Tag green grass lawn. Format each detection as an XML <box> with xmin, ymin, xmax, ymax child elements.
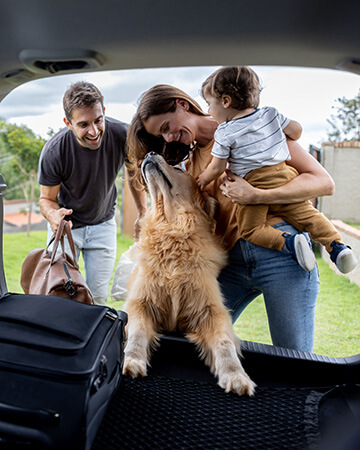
<box><xmin>3</xmin><ymin>230</ymin><xmax>360</xmax><ymax>357</ymax></box>
<box><xmin>346</xmin><ymin>222</ymin><xmax>360</xmax><ymax>231</ymax></box>
<box><xmin>3</xmin><ymin>230</ymin><xmax>134</xmax><ymax>294</ymax></box>
<box><xmin>232</xmin><ymin>254</ymin><xmax>360</xmax><ymax>357</ymax></box>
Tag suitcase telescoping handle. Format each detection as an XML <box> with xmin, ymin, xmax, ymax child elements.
<box><xmin>0</xmin><ymin>401</ymin><xmax>61</xmax><ymax>426</ymax></box>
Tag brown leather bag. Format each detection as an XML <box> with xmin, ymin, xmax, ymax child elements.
<box><xmin>21</xmin><ymin>219</ymin><xmax>94</xmax><ymax>305</ymax></box>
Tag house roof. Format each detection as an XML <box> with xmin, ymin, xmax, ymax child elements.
<box><xmin>4</xmin><ymin>212</ymin><xmax>45</xmax><ymax>226</ymax></box>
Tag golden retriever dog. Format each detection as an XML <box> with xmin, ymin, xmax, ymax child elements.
<box><xmin>122</xmin><ymin>152</ymin><xmax>255</xmax><ymax>396</ymax></box>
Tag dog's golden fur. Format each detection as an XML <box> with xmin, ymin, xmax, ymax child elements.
<box><xmin>123</xmin><ymin>153</ymin><xmax>255</xmax><ymax>395</ymax></box>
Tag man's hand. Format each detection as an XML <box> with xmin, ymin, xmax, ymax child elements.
<box><xmin>48</xmin><ymin>208</ymin><xmax>73</xmax><ymax>234</ymax></box>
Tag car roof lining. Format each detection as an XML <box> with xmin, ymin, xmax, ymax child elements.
<box><xmin>0</xmin><ymin>0</ymin><xmax>359</xmax><ymax>101</ymax></box>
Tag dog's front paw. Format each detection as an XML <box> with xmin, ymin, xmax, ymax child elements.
<box><xmin>123</xmin><ymin>356</ymin><xmax>147</xmax><ymax>378</ymax></box>
<box><xmin>219</xmin><ymin>372</ymin><xmax>256</xmax><ymax>396</ymax></box>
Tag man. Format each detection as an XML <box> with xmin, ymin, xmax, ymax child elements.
<box><xmin>38</xmin><ymin>81</ymin><xmax>146</xmax><ymax>305</ymax></box>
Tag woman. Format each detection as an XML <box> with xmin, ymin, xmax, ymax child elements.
<box><xmin>127</xmin><ymin>84</ymin><xmax>335</xmax><ymax>352</ymax></box>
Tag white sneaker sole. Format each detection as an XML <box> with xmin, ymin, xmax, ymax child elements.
<box><xmin>336</xmin><ymin>248</ymin><xmax>358</xmax><ymax>274</ymax></box>
<box><xmin>294</xmin><ymin>234</ymin><xmax>316</xmax><ymax>271</ymax></box>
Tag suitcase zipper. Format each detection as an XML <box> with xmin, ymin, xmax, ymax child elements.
<box><xmin>0</xmin><ymin>401</ymin><xmax>61</xmax><ymax>426</ymax></box>
<box><xmin>105</xmin><ymin>310</ymin><xmax>117</xmax><ymax>321</ymax></box>
<box><xmin>91</xmin><ymin>355</ymin><xmax>108</xmax><ymax>394</ymax></box>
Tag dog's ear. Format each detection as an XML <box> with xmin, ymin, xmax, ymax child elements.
<box><xmin>201</xmin><ymin>191</ymin><xmax>219</xmax><ymax>221</ymax></box>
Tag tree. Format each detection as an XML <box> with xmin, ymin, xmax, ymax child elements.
<box><xmin>327</xmin><ymin>89</ymin><xmax>360</xmax><ymax>142</ymax></box>
<box><xmin>0</xmin><ymin>122</ymin><xmax>18</xmax><ymax>198</ymax></box>
<box><xmin>0</xmin><ymin>120</ymin><xmax>46</xmax><ymax>236</ymax></box>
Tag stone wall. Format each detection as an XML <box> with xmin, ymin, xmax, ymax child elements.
<box><xmin>318</xmin><ymin>142</ymin><xmax>360</xmax><ymax>223</ymax></box>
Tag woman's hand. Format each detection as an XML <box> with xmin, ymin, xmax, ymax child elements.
<box><xmin>220</xmin><ymin>170</ymin><xmax>260</xmax><ymax>204</ymax></box>
<box><xmin>220</xmin><ymin>141</ymin><xmax>335</xmax><ymax>206</ymax></box>
<box><xmin>133</xmin><ymin>216</ymin><xmax>142</xmax><ymax>242</ymax></box>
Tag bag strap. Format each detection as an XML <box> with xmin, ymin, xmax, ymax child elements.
<box><xmin>49</xmin><ymin>219</ymin><xmax>79</xmax><ymax>269</ymax></box>
<box><xmin>63</xmin><ymin>221</ymin><xmax>78</xmax><ymax>268</ymax></box>
<box><xmin>48</xmin><ymin>219</ymin><xmax>66</xmax><ymax>262</ymax></box>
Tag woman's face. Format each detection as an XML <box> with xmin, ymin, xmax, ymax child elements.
<box><xmin>143</xmin><ymin>99</ymin><xmax>197</xmax><ymax>146</ymax></box>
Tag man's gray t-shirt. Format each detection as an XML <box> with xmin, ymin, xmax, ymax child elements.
<box><xmin>38</xmin><ymin>117</ymin><xmax>127</xmax><ymax>229</ymax></box>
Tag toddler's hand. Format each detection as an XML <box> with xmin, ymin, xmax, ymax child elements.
<box><xmin>196</xmin><ymin>175</ymin><xmax>207</xmax><ymax>191</ymax></box>
<box><xmin>225</xmin><ymin>169</ymin><xmax>236</xmax><ymax>182</ymax></box>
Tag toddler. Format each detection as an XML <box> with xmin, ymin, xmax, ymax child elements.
<box><xmin>197</xmin><ymin>66</ymin><xmax>357</xmax><ymax>273</ymax></box>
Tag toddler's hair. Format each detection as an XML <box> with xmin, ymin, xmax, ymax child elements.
<box><xmin>202</xmin><ymin>66</ymin><xmax>261</xmax><ymax>110</ymax></box>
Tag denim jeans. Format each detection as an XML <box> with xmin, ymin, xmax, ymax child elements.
<box><xmin>218</xmin><ymin>222</ymin><xmax>319</xmax><ymax>352</ymax></box>
<box><xmin>47</xmin><ymin>217</ymin><xmax>117</xmax><ymax>305</ymax></box>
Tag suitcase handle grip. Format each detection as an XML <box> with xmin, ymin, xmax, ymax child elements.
<box><xmin>0</xmin><ymin>401</ymin><xmax>61</xmax><ymax>426</ymax></box>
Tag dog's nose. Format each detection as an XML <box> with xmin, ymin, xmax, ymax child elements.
<box><xmin>145</xmin><ymin>151</ymin><xmax>157</xmax><ymax>160</ymax></box>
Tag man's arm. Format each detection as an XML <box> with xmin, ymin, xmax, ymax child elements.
<box><xmin>39</xmin><ymin>184</ymin><xmax>73</xmax><ymax>233</ymax></box>
<box><xmin>125</xmin><ymin>168</ymin><xmax>147</xmax><ymax>241</ymax></box>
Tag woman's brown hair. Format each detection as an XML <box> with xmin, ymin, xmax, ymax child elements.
<box><xmin>126</xmin><ymin>84</ymin><xmax>207</xmax><ymax>185</ymax></box>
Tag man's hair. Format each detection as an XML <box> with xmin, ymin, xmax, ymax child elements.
<box><xmin>63</xmin><ymin>81</ymin><xmax>104</xmax><ymax>121</ymax></box>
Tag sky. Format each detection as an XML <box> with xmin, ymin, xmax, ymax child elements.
<box><xmin>0</xmin><ymin>65</ymin><xmax>359</xmax><ymax>151</ymax></box>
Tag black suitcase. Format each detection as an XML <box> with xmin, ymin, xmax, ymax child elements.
<box><xmin>0</xmin><ymin>176</ymin><xmax>127</xmax><ymax>449</ymax></box>
<box><xmin>0</xmin><ymin>293</ymin><xmax>127</xmax><ymax>450</ymax></box>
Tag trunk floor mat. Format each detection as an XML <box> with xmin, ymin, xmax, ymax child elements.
<box><xmin>92</xmin><ymin>375</ymin><xmax>334</xmax><ymax>449</ymax></box>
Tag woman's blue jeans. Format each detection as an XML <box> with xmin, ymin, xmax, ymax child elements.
<box><xmin>47</xmin><ymin>217</ymin><xmax>117</xmax><ymax>305</ymax></box>
<box><xmin>218</xmin><ymin>222</ymin><xmax>320</xmax><ymax>352</ymax></box>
